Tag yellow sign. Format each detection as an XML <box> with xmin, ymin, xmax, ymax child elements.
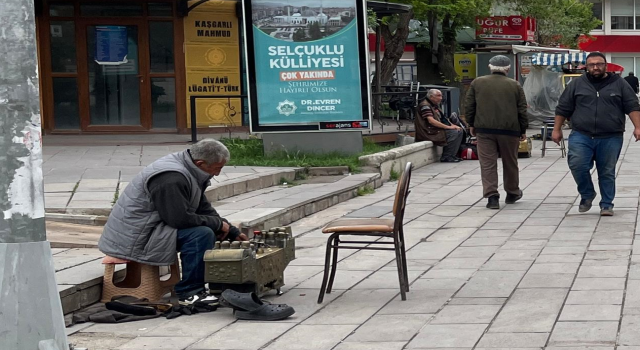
<box><xmin>184</xmin><ymin>0</ymin><xmax>242</xmax><ymax>127</ymax></box>
<box><xmin>454</xmin><ymin>54</ymin><xmax>477</xmax><ymax>84</ymax></box>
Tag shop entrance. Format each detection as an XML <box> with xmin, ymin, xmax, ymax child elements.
<box><xmin>40</xmin><ymin>1</ymin><xmax>182</xmax><ymax>133</ymax></box>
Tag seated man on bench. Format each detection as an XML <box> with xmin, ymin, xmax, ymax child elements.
<box><xmin>98</xmin><ymin>139</ymin><xmax>247</xmax><ymax>307</ymax></box>
<box><xmin>414</xmin><ymin>89</ymin><xmax>465</xmax><ymax>162</ymax></box>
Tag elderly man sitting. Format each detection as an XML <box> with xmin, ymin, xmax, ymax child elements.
<box><xmin>414</xmin><ymin>89</ymin><xmax>465</xmax><ymax>162</ymax></box>
<box><xmin>99</xmin><ymin>139</ymin><xmax>247</xmax><ymax>307</ymax></box>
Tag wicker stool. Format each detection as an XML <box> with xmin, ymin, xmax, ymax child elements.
<box><xmin>101</xmin><ymin>256</ymin><xmax>181</xmax><ymax>303</ymax></box>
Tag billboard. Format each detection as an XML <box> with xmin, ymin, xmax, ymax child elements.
<box><xmin>476</xmin><ymin>16</ymin><xmax>536</xmax><ymax>42</ymax></box>
<box><xmin>184</xmin><ymin>0</ymin><xmax>243</xmax><ymax>127</ymax></box>
<box><xmin>243</xmin><ymin>0</ymin><xmax>371</xmax><ymax>132</ymax></box>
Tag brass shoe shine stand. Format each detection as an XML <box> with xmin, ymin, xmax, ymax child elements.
<box><xmin>204</xmin><ymin>226</ymin><xmax>295</xmax><ymax>296</ymax></box>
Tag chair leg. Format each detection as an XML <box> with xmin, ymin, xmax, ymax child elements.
<box><xmin>542</xmin><ymin>125</ymin><xmax>548</xmax><ymax>158</ymax></box>
<box><xmin>399</xmin><ymin>228</ymin><xmax>409</xmax><ymax>292</ymax></box>
<box><xmin>317</xmin><ymin>233</ymin><xmax>337</xmax><ymax>304</ymax></box>
<box><xmin>393</xmin><ymin>235</ymin><xmax>407</xmax><ymax>301</ymax></box>
<box><xmin>326</xmin><ymin>235</ymin><xmax>341</xmax><ymax>294</ymax></box>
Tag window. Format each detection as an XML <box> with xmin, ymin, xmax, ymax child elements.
<box><xmin>611</xmin><ymin>0</ymin><xmax>635</xmax><ymax>29</ymax></box>
<box><xmin>589</xmin><ymin>0</ymin><xmax>603</xmax><ymax>30</ymax></box>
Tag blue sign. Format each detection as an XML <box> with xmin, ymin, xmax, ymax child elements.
<box><xmin>95</xmin><ymin>26</ymin><xmax>128</xmax><ymax>64</ymax></box>
<box><xmin>248</xmin><ymin>0</ymin><xmax>369</xmax><ymax>127</ymax></box>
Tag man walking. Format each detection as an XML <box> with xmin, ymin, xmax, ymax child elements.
<box><xmin>553</xmin><ymin>52</ymin><xmax>640</xmax><ymax>216</ymax></box>
<box><xmin>415</xmin><ymin>89</ymin><xmax>464</xmax><ymax>162</ymax></box>
<box><xmin>624</xmin><ymin>72</ymin><xmax>639</xmax><ymax>94</ymax></box>
<box><xmin>465</xmin><ymin>55</ymin><xmax>528</xmax><ymax>209</ymax></box>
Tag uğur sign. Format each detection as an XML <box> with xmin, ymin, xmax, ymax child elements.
<box><xmin>476</xmin><ymin>16</ymin><xmax>536</xmax><ymax>41</ymax></box>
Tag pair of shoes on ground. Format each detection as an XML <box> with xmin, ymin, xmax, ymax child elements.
<box><xmin>440</xmin><ymin>156</ymin><xmax>462</xmax><ymax>163</ymax></box>
<box><xmin>486</xmin><ymin>190</ymin><xmax>523</xmax><ymax>209</ymax></box>
<box><xmin>179</xmin><ymin>290</ymin><xmax>220</xmax><ymax>310</ymax></box>
<box><xmin>579</xmin><ymin>198</ymin><xmax>614</xmax><ymax>216</ymax></box>
<box><xmin>220</xmin><ymin>289</ymin><xmax>295</xmax><ymax>321</ymax></box>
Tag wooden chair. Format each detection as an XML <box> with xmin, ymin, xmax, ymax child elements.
<box><xmin>101</xmin><ymin>256</ymin><xmax>180</xmax><ymax>303</ymax></box>
<box><xmin>317</xmin><ymin>162</ymin><xmax>412</xmax><ymax>303</ymax></box>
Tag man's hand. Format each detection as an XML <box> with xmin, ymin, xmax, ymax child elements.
<box><xmin>635</xmin><ymin>127</ymin><xmax>640</xmax><ymax>142</ymax></box>
<box><xmin>551</xmin><ymin>129</ymin><xmax>563</xmax><ymax>145</ymax></box>
<box><xmin>217</xmin><ymin>221</ymin><xmax>230</xmax><ymax>240</ymax></box>
<box><xmin>450</xmin><ymin>125</ymin><xmax>462</xmax><ymax>131</ymax></box>
<box><xmin>469</xmin><ymin>127</ymin><xmax>476</xmax><ymax>136</ymax></box>
<box><xmin>520</xmin><ymin>134</ymin><xmax>527</xmax><ymax>141</ymax></box>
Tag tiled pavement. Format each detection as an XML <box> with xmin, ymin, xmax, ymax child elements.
<box><xmin>68</xmin><ymin>125</ymin><xmax>640</xmax><ymax>350</ymax></box>
<box><xmin>42</xmin><ymin>144</ymin><xmax>298</xmax><ymax>214</ymax></box>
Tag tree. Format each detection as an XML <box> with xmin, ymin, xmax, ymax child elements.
<box><xmin>511</xmin><ymin>0</ymin><xmax>601</xmax><ymax>47</ymax></box>
<box><xmin>373</xmin><ymin>0</ymin><xmax>492</xmax><ymax>87</ymax></box>
<box><xmin>308</xmin><ymin>22</ymin><xmax>323</xmax><ymax>40</ymax></box>
<box><xmin>376</xmin><ymin>9</ymin><xmax>414</xmax><ymax>87</ymax></box>
<box><xmin>293</xmin><ymin>28</ymin><xmax>307</xmax><ymax>42</ymax></box>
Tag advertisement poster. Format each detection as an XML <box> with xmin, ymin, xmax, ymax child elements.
<box><xmin>184</xmin><ymin>0</ymin><xmax>242</xmax><ymax>127</ymax></box>
<box><xmin>454</xmin><ymin>54</ymin><xmax>477</xmax><ymax>84</ymax></box>
<box><xmin>247</xmin><ymin>0</ymin><xmax>369</xmax><ymax>129</ymax></box>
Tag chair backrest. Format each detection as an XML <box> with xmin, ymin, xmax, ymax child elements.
<box><xmin>392</xmin><ymin>162</ymin><xmax>413</xmax><ymax>219</ymax></box>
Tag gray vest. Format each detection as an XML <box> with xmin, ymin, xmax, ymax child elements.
<box><xmin>98</xmin><ymin>150</ymin><xmax>212</xmax><ymax>265</ymax></box>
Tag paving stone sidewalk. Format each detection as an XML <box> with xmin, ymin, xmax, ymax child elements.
<box><xmin>68</xmin><ymin>125</ymin><xmax>640</xmax><ymax>350</ymax></box>
<box><xmin>42</xmin><ymin>144</ymin><xmax>297</xmax><ymax>215</ymax></box>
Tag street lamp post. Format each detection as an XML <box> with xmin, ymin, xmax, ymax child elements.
<box><xmin>0</xmin><ymin>0</ymin><xmax>69</xmax><ymax>349</ymax></box>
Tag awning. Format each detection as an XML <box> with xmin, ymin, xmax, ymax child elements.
<box><xmin>531</xmin><ymin>52</ymin><xmax>589</xmax><ymax>66</ymax></box>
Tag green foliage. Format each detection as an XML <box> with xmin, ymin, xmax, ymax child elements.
<box><xmin>308</xmin><ymin>22</ymin><xmax>322</xmax><ymax>40</ymax></box>
<box><xmin>357</xmin><ymin>185</ymin><xmax>376</xmax><ymax>196</ymax></box>
<box><xmin>389</xmin><ymin>166</ymin><xmax>400</xmax><ymax>181</ymax></box>
<box><xmin>293</xmin><ymin>28</ymin><xmax>307</xmax><ymax>41</ymax></box>
<box><xmin>511</xmin><ymin>0</ymin><xmax>601</xmax><ymax>47</ymax></box>
<box><xmin>112</xmin><ymin>188</ymin><xmax>120</xmax><ymax>205</ymax></box>
<box><xmin>367</xmin><ymin>8</ymin><xmax>378</xmax><ymax>29</ymax></box>
<box><xmin>221</xmin><ymin>138</ymin><xmax>392</xmax><ymax>173</ymax></box>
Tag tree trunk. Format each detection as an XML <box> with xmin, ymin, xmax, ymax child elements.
<box><xmin>374</xmin><ymin>9</ymin><xmax>414</xmax><ymax>86</ymax></box>
<box><xmin>437</xmin><ymin>18</ymin><xmax>461</xmax><ymax>89</ymax></box>
<box><xmin>415</xmin><ymin>45</ymin><xmax>442</xmax><ymax>84</ymax></box>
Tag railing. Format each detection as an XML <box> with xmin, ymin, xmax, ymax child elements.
<box><xmin>189</xmin><ymin>95</ymin><xmax>248</xmax><ymax>143</ymax></box>
<box><xmin>372</xmin><ymin>85</ymin><xmax>429</xmax><ymax>133</ymax></box>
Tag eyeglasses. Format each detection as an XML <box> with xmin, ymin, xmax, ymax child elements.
<box><xmin>586</xmin><ymin>63</ymin><xmax>606</xmax><ymax>69</ymax></box>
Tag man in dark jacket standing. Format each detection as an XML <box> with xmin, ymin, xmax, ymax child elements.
<box><xmin>553</xmin><ymin>52</ymin><xmax>640</xmax><ymax>216</ymax></box>
<box><xmin>99</xmin><ymin>139</ymin><xmax>246</xmax><ymax>307</ymax></box>
<box><xmin>625</xmin><ymin>72</ymin><xmax>639</xmax><ymax>94</ymax></box>
<box><xmin>465</xmin><ymin>55</ymin><xmax>528</xmax><ymax>209</ymax></box>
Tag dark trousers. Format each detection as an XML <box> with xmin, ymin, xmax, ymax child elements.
<box><xmin>477</xmin><ymin>133</ymin><xmax>521</xmax><ymax>198</ymax></box>
<box><xmin>174</xmin><ymin>226</ymin><xmax>215</xmax><ymax>298</ymax></box>
<box><xmin>441</xmin><ymin>129</ymin><xmax>464</xmax><ymax>159</ymax></box>
<box><xmin>567</xmin><ymin>131</ymin><xmax>623</xmax><ymax>209</ymax></box>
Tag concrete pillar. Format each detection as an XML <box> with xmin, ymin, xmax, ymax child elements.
<box><xmin>0</xmin><ymin>0</ymin><xmax>69</xmax><ymax>349</ymax></box>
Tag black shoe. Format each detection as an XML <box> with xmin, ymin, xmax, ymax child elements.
<box><xmin>440</xmin><ymin>156</ymin><xmax>461</xmax><ymax>163</ymax></box>
<box><xmin>486</xmin><ymin>196</ymin><xmax>500</xmax><ymax>209</ymax></box>
<box><xmin>505</xmin><ymin>190</ymin><xmax>523</xmax><ymax>204</ymax></box>
<box><xmin>179</xmin><ymin>291</ymin><xmax>219</xmax><ymax>307</ymax></box>
<box><xmin>579</xmin><ymin>198</ymin><xmax>594</xmax><ymax>213</ymax></box>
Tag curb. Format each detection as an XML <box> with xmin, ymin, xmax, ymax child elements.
<box><xmin>236</xmin><ymin>173</ymin><xmax>383</xmax><ymax>232</ymax></box>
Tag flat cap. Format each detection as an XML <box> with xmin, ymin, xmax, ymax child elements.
<box><xmin>489</xmin><ymin>55</ymin><xmax>511</xmax><ymax>67</ymax></box>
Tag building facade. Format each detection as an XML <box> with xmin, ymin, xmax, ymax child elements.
<box><xmin>580</xmin><ymin>0</ymin><xmax>640</xmax><ymax>75</ymax></box>
<box><xmin>37</xmin><ymin>0</ymin><xmax>247</xmax><ymax>135</ymax></box>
